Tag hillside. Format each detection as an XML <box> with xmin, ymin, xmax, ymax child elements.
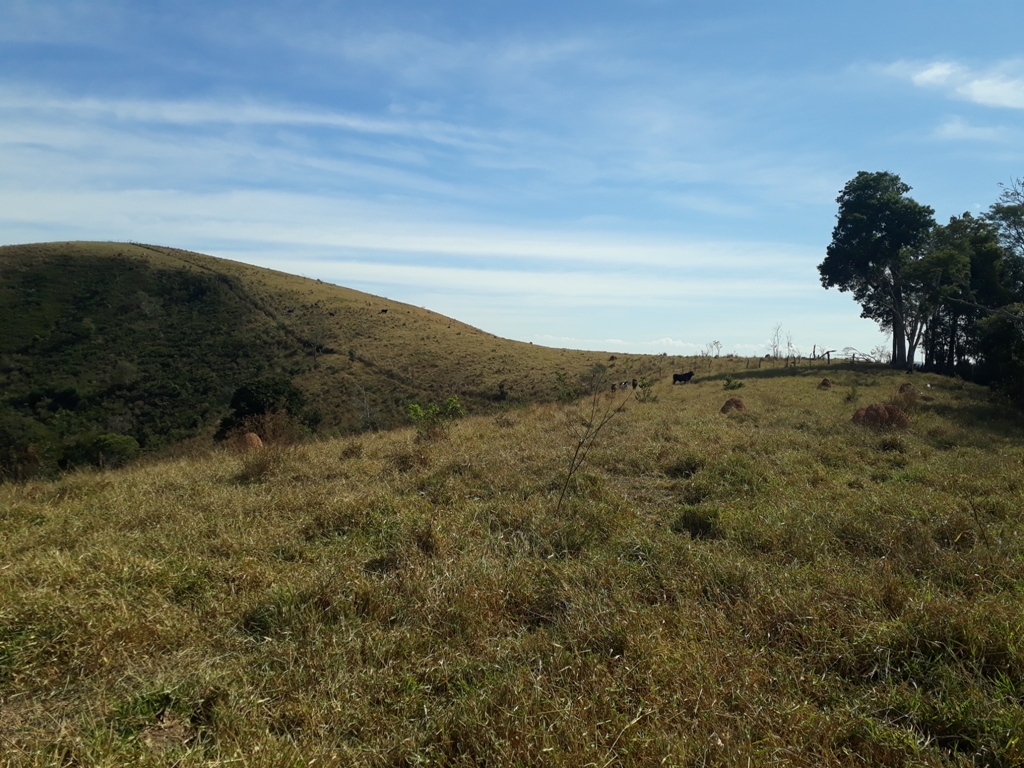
<box><xmin>1</xmin><ymin>363</ymin><xmax>1022</xmax><ymax>765</ymax></box>
<box><xmin>0</xmin><ymin>241</ymin><xmax>666</xmax><ymax>476</ymax></box>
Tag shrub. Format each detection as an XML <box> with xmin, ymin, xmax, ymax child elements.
<box><xmin>724</xmin><ymin>376</ymin><xmax>745</xmax><ymax>391</ymax></box>
<box><xmin>634</xmin><ymin>377</ymin><xmax>659</xmax><ymax>402</ymax></box>
<box><xmin>553</xmin><ymin>371</ymin><xmax>579</xmax><ymax>403</ymax></box>
<box><xmin>408</xmin><ymin>396</ymin><xmax>464</xmax><ymax>441</ymax></box>
<box><xmin>0</xmin><ymin>409</ymin><xmax>60</xmax><ymax>479</ymax></box>
<box><xmin>215</xmin><ymin>376</ymin><xmax>306</xmax><ymax>440</ymax></box>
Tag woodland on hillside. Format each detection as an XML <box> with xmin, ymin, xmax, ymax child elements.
<box><xmin>0</xmin><ymin>243</ymin><xmax>620</xmax><ymax>480</ymax></box>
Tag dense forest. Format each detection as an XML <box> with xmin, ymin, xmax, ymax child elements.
<box><xmin>819</xmin><ymin>173</ymin><xmax>1024</xmax><ymax>395</ymax></box>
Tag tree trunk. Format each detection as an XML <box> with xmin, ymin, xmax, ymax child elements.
<box><xmin>945</xmin><ymin>314</ymin><xmax>959</xmax><ymax>375</ymax></box>
<box><xmin>891</xmin><ymin>314</ymin><xmax>908</xmax><ymax>368</ymax></box>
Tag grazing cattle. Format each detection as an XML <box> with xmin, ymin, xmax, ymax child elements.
<box><xmin>673</xmin><ymin>371</ymin><xmax>695</xmax><ymax>385</ymax></box>
<box><xmin>379</xmin><ymin>308</ymin><xmax>388</xmax><ymax>314</ymax></box>
<box><xmin>632</xmin><ymin>379</ymin><xmax>638</xmax><ymax>389</ymax></box>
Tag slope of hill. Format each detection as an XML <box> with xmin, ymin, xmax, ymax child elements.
<box><xmin>1</xmin><ymin>363</ymin><xmax>1022</xmax><ymax>765</ymax></box>
<box><xmin>1</xmin><ymin>241</ymin><xmax>664</xmax><ymax>476</ymax></box>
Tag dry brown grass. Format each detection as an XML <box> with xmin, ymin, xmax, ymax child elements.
<box><xmin>2</xmin><ymin>362</ymin><xmax>1023</xmax><ymax>765</ymax></box>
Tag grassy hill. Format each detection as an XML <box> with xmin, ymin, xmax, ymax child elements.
<box><xmin>2</xmin><ymin>361</ymin><xmax>1023</xmax><ymax>765</ymax></box>
<box><xmin>1</xmin><ymin>241</ymin><xmax>670</xmax><ymax>477</ymax></box>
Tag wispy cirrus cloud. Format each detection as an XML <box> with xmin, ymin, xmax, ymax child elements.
<box><xmin>932</xmin><ymin>116</ymin><xmax>1007</xmax><ymax>142</ymax></box>
<box><xmin>0</xmin><ymin>88</ymin><xmax>502</xmax><ymax>149</ymax></box>
<box><xmin>887</xmin><ymin>59</ymin><xmax>1024</xmax><ymax>109</ymax></box>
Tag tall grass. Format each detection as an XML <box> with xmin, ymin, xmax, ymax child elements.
<box><xmin>1</xmin><ymin>362</ymin><xmax>1023</xmax><ymax>766</ymax></box>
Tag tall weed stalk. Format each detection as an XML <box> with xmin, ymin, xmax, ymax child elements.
<box><xmin>554</xmin><ymin>385</ymin><xmax>632</xmax><ymax>515</ymax></box>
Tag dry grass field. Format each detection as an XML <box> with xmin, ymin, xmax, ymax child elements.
<box><xmin>2</xmin><ymin>361</ymin><xmax>1024</xmax><ymax>766</ymax></box>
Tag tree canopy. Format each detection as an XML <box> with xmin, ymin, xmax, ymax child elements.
<box><xmin>818</xmin><ymin>171</ymin><xmax>935</xmax><ymax>368</ymax></box>
<box><xmin>821</xmin><ymin>171</ymin><xmax>1024</xmax><ymax>397</ymax></box>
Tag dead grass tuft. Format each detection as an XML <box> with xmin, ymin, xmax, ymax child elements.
<box><xmin>720</xmin><ymin>396</ymin><xmax>747</xmax><ymax>414</ymax></box>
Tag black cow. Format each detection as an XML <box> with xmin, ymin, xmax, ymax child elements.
<box><xmin>672</xmin><ymin>371</ymin><xmax>695</xmax><ymax>385</ymax></box>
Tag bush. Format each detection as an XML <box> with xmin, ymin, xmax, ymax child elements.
<box><xmin>216</xmin><ymin>376</ymin><xmax>306</xmax><ymax>440</ymax></box>
<box><xmin>408</xmin><ymin>396</ymin><xmax>464</xmax><ymax>441</ymax></box>
<box><xmin>0</xmin><ymin>408</ymin><xmax>60</xmax><ymax>480</ymax></box>
<box><xmin>634</xmin><ymin>377</ymin><xmax>659</xmax><ymax>403</ymax></box>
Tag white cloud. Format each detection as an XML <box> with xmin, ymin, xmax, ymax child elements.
<box><xmin>890</xmin><ymin>59</ymin><xmax>1024</xmax><ymax>110</ymax></box>
<box><xmin>957</xmin><ymin>74</ymin><xmax>1024</xmax><ymax>109</ymax></box>
<box><xmin>259</xmin><ymin>258</ymin><xmax>811</xmax><ymax>305</ymax></box>
<box><xmin>0</xmin><ymin>187</ymin><xmax>817</xmax><ymax>273</ymax></box>
<box><xmin>909</xmin><ymin>61</ymin><xmax>961</xmax><ymax>87</ymax></box>
<box><xmin>932</xmin><ymin>116</ymin><xmax>1005</xmax><ymax>142</ymax></box>
<box><xmin>0</xmin><ymin>88</ymin><xmax>501</xmax><ymax>150</ymax></box>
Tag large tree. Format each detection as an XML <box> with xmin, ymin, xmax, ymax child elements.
<box><xmin>988</xmin><ymin>176</ymin><xmax>1024</xmax><ymax>262</ymax></box>
<box><xmin>818</xmin><ymin>171</ymin><xmax>935</xmax><ymax>368</ymax></box>
<box><xmin>911</xmin><ymin>213</ymin><xmax>997</xmax><ymax>374</ymax></box>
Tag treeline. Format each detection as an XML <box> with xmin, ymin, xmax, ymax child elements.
<box><xmin>819</xmin><ymin>172</ymin><xmax>1024</xmax><ymax>396</ymax></box>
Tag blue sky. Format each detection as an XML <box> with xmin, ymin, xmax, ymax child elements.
<box><xmin>2</xmin><ymin>1</ymin><xmax>1022</xmax><ymax>356</ymax></box>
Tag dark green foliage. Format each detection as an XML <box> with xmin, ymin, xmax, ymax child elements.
<box><xmin>1</xmin><ymin>246</ymin><xmax>296</xmax><ymax>464</ymax></box>
<box><xmin>974</xmin><ymin>304</ymin><xmax>1024</xmax><ymax>398</ymax></box>
<box><xmin>818</xmin><ymin>171</ymin><xmax>935</xmax><ymax>368</ymax></box>
<box><xmin>988</xmin><ymin>176</ymin><xmax>1024</xmax><ymax>261</ymax></box>
<box><xmin>215</xmin><ymin>376</ymin><xmax>307</xmax><ymax>440</ymax></box>
<box><xmin>0</xmin><ymin>406</ymin><xmax>60</xmax><ymax>479</ymax></box>
<box><xmin>229</xmin><ymin>377</ymin><xmax>306</xmax><ymax>419</ymax></box>
<box><xmin>62</xmin><ymin>433</ymin><xmax>141</xmax><ymax>469</ymax></box>
<box><xmin>821</xmin><ymin>175</ymin><xmax>1024</xmax><ymax>397</ymax></box>
<box><xmin>0</xmin><ymin>244</ymin><xmax>315</xmax><ymax>476</ymax></box>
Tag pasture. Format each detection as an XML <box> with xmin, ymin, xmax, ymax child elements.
<box><xmin>1</xmin><ymin>361</ymin><xmax>1023</xmax><ymax>766</ymax></box>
